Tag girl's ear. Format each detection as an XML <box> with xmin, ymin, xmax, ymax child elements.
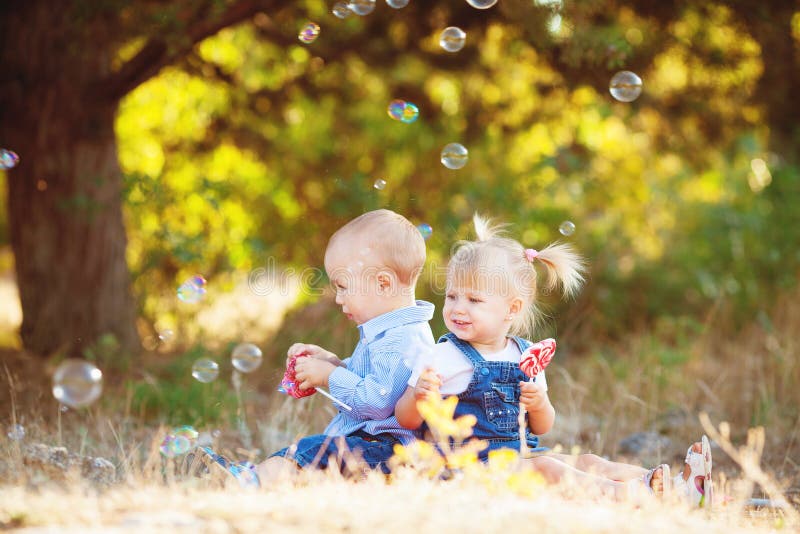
<box><xmin>508</xmin><ymin>297</ymin><xmax>523</xmax><ymax>316</ymax></box>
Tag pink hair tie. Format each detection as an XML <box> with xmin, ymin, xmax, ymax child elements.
<box><xmin>524</xmin><ymin>248</ymin><xmax>539</xmax><ymax>262</ymax></box>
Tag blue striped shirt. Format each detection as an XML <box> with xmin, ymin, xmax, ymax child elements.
<box><xmin>325</xmin><ymin>300</ymin><xmax>435</xmax><ymax>444</ymax></box>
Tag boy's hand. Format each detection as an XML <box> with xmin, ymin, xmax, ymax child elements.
<box><xmin>519</xmin><ymin>380</ymin><xmax>550</xmax><ymax>413</ymax></box>
<box><xmin>294</xmin><ymin>357</ymin><xmax>337</xmax><ymax>390</ymax></box>
<box><xmin>287</xmin><ymin>343</ymin><xmax>341</xmax><ymax>367</ymax></box>
<box><xmin>414</xmin><ymin>367</ymin><xmax>442</xmax><ymax>401</ymax></box>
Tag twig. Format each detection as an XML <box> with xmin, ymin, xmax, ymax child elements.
<box><xmin>699</xmin><ymin>412</ymin><xmax>799</xmax><ymax>525</ymax></box>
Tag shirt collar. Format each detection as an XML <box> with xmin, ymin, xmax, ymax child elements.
<box><xmin>358</xmin><ymin>300</ymin><xmax>434</xmax><ymax>343</ymax></box>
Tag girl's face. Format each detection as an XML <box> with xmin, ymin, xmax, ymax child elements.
<box><xmin>443</xmin><ymin>272</ymin><xmax>521</xmax><ymax>353</ymax></box>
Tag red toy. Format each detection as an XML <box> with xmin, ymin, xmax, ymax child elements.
<box><xmin>519</xmin><ymin>338</ymin><xmax>556</xmax><ymax>379</ymax></box>
<box><xmin>279</xmin><ymin>353</ymin><xmax>316</xmax><ymax>398</ymax></box>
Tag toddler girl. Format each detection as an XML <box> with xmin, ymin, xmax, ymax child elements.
<box><xmin>395</xmin><ymin>214</ymin><xmax>712</xmax><ymax>504</ymax></box>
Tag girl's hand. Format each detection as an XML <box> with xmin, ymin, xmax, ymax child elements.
<box><xmin>287</xmin><ymin>343</ymin><xmax>341</xmax><ymax>367</ymax></box>
<box><xmin>414</xmin><ymin>367</ymin><xmax>442</xmax><ymax>401</ymax></box>
<box><xmin>294</xmin><ymin>356</ymin><xmax>337</xmax><ymax>390</ymax></box>
<box><xmin>519</xmin><ymin>380</ymin><xmax>550</xmax><ymax>413</ymax></box>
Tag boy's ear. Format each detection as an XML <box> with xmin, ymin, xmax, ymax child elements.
<box><xmin>376</xmin><ymin>270</ymin><xmax>395</xmax><ymax>293</ymax></box>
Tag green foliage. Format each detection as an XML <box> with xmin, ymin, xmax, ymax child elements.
<box><xmin>128</xmin><ymin>345</ymin><xmax>238</xmax><ymax>426</ymax></box>
<box><xmin>119</xmin><ymin>1</ymin><xmax>796</xmax><ymax>337</ymax></box>
<box><xmin>1</xmin><ymin>0</ymin><xmax>797</xmax><ymax>342</ymax></box>
<box><xmin>81</xmin><ymin>333</ymin><xmax>131</xmax><ymax>374</ymax></box>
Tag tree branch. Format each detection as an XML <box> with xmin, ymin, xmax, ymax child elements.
<box><xmin>92</xmin><ymin>0</ymin><xmax>277</xmax><ymax>101</ymax></box>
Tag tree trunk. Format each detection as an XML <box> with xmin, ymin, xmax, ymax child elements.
<box><xmin>0</xmin><ymin>2</ymin><xmax>139</xmax><ymax>356</ymax></box>
<box><xmin>740</xmin><ymin>2</ymin><xmax>800</xmax><ymax>161</ymax></box>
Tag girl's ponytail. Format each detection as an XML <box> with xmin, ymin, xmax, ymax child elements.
<box><xmin>528</xmin><ymin>242</ymin><xmax>586</xmax><ymax>299</ymax></box>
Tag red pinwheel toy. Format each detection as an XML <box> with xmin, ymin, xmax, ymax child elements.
<box><xmin>519</xmin><ymin>338</ymin><xmax>556</xmax><ymax>380</ymax></box>
<box><xmin>278</xmin><ymin>352</ymin><xmax>353</xmax><ymax>411</ymax></box>
<box><xmin>279</xmin><ymin>353</ymin><xmax>316</xmax><ymax>398</ymax></box>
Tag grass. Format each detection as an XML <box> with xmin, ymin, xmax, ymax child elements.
<box><xmin>1</xmin><ymin>290</ymin><xmax>799</xmax><ymax>531</ymax></box>
<box><xmin>0</xmin><ymin>473</ymin><xmax>792</xmax><ymax>533</ymax></box>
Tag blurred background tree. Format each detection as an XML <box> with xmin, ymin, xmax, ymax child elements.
<box><xmin>0</xmin><ymin>0</ymin><xmax>798</xmax><ymax>357</ymax></box>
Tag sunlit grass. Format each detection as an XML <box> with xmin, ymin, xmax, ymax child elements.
<box><xmin>1</xmin><ymin>274</ymin><xmax>798</xmax><ymax>531</ymax></box>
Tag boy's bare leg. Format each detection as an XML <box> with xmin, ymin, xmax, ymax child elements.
<box><xmin>547</xmin><ymin>452</ymin><xmax>648</xmax><ymax>480</ymax></box>
<box><xmin>256</xmin><ymin>456</ymin><xmax>299</xmax><ymax>485</ymax></box>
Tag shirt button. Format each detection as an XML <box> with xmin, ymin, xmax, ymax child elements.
<box><xmin>481</xmin><ymin>368</ymin><xmax>489</xmax><ymax>376</ymax></box>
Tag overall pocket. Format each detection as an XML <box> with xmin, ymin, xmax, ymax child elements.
<box><xmin>483</xmin><ymin>383</ymin><xmax>519</xmax><ymax>431</ymax></box>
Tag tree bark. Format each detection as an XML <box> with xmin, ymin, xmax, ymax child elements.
<box><xmin>0</xmin><ymin>0</ymin><xmax>269</xmax><ymax>357</ymax></box>
<box><xmin>736</xmin><ymin>1</ymin><xmax>800</xmax><ymax>160</ymax></box>
<box><xmin>0</xmin><ymin>2</ymin><xmax>138</xmax><ymax>356</ymax></box>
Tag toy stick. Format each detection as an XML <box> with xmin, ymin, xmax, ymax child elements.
<box><xmin>518</xmin><ymin>339</ymin><xmax>557</xmax><ymax>456</ymax></box>
<box><xmin>315</xmin><ymin>387</ymin><xmax>353</xmax><ymax>411</ymax></box>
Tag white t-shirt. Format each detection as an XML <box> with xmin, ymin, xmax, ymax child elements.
<box><xmin>408</xmin><ymin>338</ymin><xmax>548</xmax><ymax>396</ymax></box>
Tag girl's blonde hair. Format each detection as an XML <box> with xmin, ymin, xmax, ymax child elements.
<box><xmin>448</xmin><ymin>214</ymin><xmax>586</xmax><ymax>338</ymax></box>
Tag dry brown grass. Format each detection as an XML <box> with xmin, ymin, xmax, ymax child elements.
<box><xmin>1</xmin><ymin>289</ymin><xmax>799</xmax><ymax>531</ymax></box>
<box><xmin>0</xmin><ymin>458</ymin><xmax>794</xmax><ymax>533</ymax></box>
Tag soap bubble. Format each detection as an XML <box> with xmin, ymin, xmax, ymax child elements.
<box><xmin>400</xmin><ymin>102</ymin><xmax>419</xmax><ymax>124</ymax></box>
<box><xmin>387</xmin><ymin>99</ymin><xmax>419</xmax><ymax>123</ymax></box>
<box><xmin>158</xmin><ymin>329</ymin><xmax>174</xmax><ymax>342</ymax></box>
<box><xmin>609</xmin><ymin>71</ymin><xmax>643</xmax><ymax>102</ymax></box>
<box><xmin>231</xmin><ymin>343</ymin><xmax>263</xmax><ymax>373</ymax></box>
<box><xmin>52</xmin><ymin>359</ymin><xmax>103</xmax><ymax>409</ymax></box>
<box><xmin>559</xmin><ymin>221</ymin><xmax>576</xmax><ymax>236</ymax></box>
<box><xmin>416</xmin><ymin>223</ymin><xmax>433</xmax><ymax>240</ymax></box>
<box><xmin>440</xmin><ymin>143</ymin><xmax>469</xmax><ymax>169</ymax></box>
<box><xmin>387</xmin><ymin>99</ymin><xmax>406</xmax><ymax>121</ymax></box>
<box><xmin>0</xmin><ymin>149</ymin><xmax>19</xmax><ymax>170</ymax></box>
<box><xmin>159</xmin><ymin>425</ymin><xmax>199</xmax><ymax>457</ymax></box>
<box><xmin>387</xmin><ymin>0</ymin><xmax>409</xmax><ymax>7</ymax></box>
<box><xmin>192</xmin><ymin>358</ymin><xmax>219</xmax><ymax>383</ymax></box>
<box><xmin>440</xmin><ymin>27</ymin><xmax>466</xmax><ymax>52</ymax></box>
<box><xmin>173</xmin><ymin>425</ymin><xmax>199</xmax><ymax>442</ymax></box>
<box><xmin>373</xmin><ymin>179</ymin><xmax>387</xmax><ymax>190</ymax></box>
<box><xmin>177</xmin><ymin>275</ymin><xmax>206</xmax><ymax>303</ymax></box>
<box><xmin>298</xmin><ymin>22</ymin><xmax>320</xmax><ymax>44</ymax></box>
<box><xmin>466</xmin><ymin>0</ymin><xmax>498</xmax><ymax>8</ymax></box>
<box><xmin>332</xmin><ymin>2</ymin><xmax>351</xmax><ymax>18</ymax></box>
<box><xmin>349</xmin><ymin>0</ymin><xmax>376</xmax><ymax>15</ymax></box>
<box><xmin>7</xmin><ymin>424</ymin><xmax>25</xmax><ymax>441</ymax></box>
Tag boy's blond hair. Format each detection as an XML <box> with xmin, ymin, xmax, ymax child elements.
<box><xmin>448</xmin><ymin>214</ymin><xmax>586</xmax><ymax>338</ymax></box>
<box><xmin>328</xmin><ymin>209</ymin><xmax>426</xmax><ymax>286</ymax></box>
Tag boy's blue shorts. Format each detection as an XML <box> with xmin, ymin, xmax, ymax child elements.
<box><xmin>269</xmin><ymin>430</ymin><xmax>400</xmax><ymax>474</ymax></box>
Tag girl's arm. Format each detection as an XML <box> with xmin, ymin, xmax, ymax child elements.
<box><xmin>395</xmin><ymin>386</ymin><xmax>422</xmax><ymax>429</ymax></box>
<box><xmin>520</xmin><ymin>381</ymin><xmax>555</xmax><ymax>435</ymax></box>
<box><xmin>395</xmin><ymin>367</ymin><xmax>442</xmax><ymax>429</ymax></box>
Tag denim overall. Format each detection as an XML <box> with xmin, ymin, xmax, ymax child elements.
<box><xmin>437</xmin><ymin>332</ymin><xmax>545</xmax><ymax>460</ymax></box>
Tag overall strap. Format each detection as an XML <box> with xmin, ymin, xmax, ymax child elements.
<box><xmin>510</xmin><ymin>336</ymin><xmax>532</xmax><ymax>353</ymax></box>
<box><xmin>437</xmin><ymin>332</ymin><xmax>486</xmax><ymax>366</ymax></box>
